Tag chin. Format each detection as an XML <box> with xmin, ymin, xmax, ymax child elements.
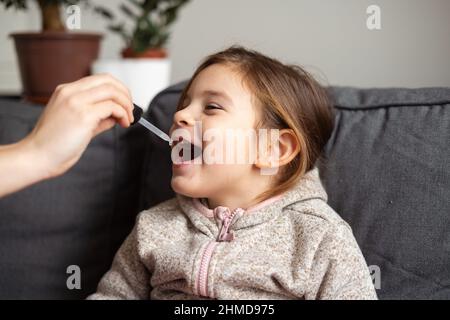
<box><xmin>171</xmin><ymin>177</ymin><xmax>204</xmax><ymax>198</ymax></box>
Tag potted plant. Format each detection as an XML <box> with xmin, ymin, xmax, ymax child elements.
<box><xmin>92</xmin><ymin>0</ymin><xmax>190</xmax><ymax>110</ymax></box>
<box><xmin>1</xmin><ymin>0</ymin><xmax>102</xmax><ymax>104</ymax></box>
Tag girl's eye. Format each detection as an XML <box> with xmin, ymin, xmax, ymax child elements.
<box><xmin>205</xmin><ymin>104</ymin><xmax>222</xmax><ymax>111</ymax></box>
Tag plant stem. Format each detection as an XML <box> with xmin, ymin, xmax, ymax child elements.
<box><xmin>37</xmin><ymin>0</ymin><xmax>65</xmax><ymax>31</ymax></box>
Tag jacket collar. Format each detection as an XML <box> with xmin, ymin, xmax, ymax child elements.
<box><xmin>176</xmin><ymin>168</ymin><xmax>327</xmax><ymax>237</ymax></box>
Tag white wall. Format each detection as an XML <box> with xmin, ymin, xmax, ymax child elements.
<box><xmin>1</xmin><ymin>0</ymin><xmax>449</xmax><ymax>94</ymax></box>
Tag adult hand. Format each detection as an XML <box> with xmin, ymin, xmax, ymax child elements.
<box><xmin>0</xmin><ymin>74</ymin><xmax>134</xmax><ymax>198</ymax></box>
<box><xmin>25</xmin><ymin>73</ymin><xmax>135</xmax><ymax>179</ymax></box>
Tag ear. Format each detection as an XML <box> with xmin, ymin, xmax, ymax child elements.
<box><xmin>254</xmin><ymin>129</ymin><xmax>300</xmax><ymax>169</ymax></box>
<box><xmin>276</xmin><ymin>129</ymin><xmax>301</xmax><ymax>166</ymax></box>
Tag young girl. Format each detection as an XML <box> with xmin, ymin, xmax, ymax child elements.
<box><xmin>89</xmin><ymin>46</ymin><xmax>377</xmax><ymax>300</ymax></box>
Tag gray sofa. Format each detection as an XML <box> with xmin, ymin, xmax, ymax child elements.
<box><xmin>0</xmin><ymin>83</ymin><xmax>449</xmax><ymax>299</ymax></box>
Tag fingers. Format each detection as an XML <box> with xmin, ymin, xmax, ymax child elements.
<box><xmin>88</xmin><ymin>100</ymin><xmax>130</xmax><ymax>137</ymax></box>
<box><xmin>54</xmin><ymin>74</ymin><xmax>135</xmax><ymax>122</ymax></box>
<box><xmin>73</xmin><ymin>83</ymin><xmax>133</xmax><ymax>125</ymax></box>
<box><xmin>59</xmin><ymin>74</ymin><xmax>132</xmax><ymax>101</ymax></box>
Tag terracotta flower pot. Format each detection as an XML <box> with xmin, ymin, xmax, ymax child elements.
<box><xmin>121</xmin><ymin>47</ymin><xmax>168</xmax><ymax>59</ymax></box>
<box><xmin>11</xmin><ymin>32</ymin><xmax>102</xmax><ymax>104</ymax></box>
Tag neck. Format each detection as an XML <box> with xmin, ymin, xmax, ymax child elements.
<box><xmin>206</xmin><ymin>173</ymin><xmax>273</xmax><ymax>211</ymax></box>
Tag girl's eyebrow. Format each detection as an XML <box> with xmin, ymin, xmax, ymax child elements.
<box><xmin>201</xmin><ymin>90</ymin><xmax>233</xmax><ymax>105</ymax></box>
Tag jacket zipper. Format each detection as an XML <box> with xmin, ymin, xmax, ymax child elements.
<box><xmin>195</xmin><ymin>209</ymin><xmax>239</xmax><ymax>298</ymax></box>
<box><xmin>195</xmin><ymin>241</ymin><xmax>218</xmax><ymax>297</ymax></box>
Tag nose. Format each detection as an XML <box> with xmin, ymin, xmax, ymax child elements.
<box><xmin>173</xmin><ymin>107</ymin><xmax>196</xmax><ymax>129</ymax></box>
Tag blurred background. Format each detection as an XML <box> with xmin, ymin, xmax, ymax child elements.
<box><xmin>1</xmin><ymin>0</ymin><xmax>449</xmax><ymax>97</ymax></box>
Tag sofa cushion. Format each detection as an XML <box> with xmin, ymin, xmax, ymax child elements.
<box><xmin>321</xmin><ymin>87</ymin><xmax>450</xmax><ymax>299</ymax></box>
<box><xmin>0</xmin><ymin>99</ymin><xmax>148</xmax><ymax>299</ymax></box>
<box><xmin>140</xmin><ymin>83</ymin><xmax>450</xmax><ymax>299</ymax></box>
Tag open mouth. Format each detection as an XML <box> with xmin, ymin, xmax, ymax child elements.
<box><xmin>171</xmin><ymin>136</ymin><xmax>202</xmax><ymax>163</ymax></box>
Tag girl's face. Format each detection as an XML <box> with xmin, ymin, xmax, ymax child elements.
<box><xmin>169</xmin><ymin>64</ymin><xmax>261</xmax><ymax>199</ymax></box>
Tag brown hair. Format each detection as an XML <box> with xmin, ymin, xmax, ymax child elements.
<box><xmin>177</xmin><ymin>46</ymin><xmax>334</xmax><ymax>202</ymax></box>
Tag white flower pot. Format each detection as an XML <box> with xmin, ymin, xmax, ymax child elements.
<box><xmin>92</xmin><ymin>58</ymin><xmax>171</xmax><ymax>112</ymax></box>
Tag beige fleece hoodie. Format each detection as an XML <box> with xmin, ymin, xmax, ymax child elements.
<box><xmin>88</xmin><ymin>168</ymin><xmax>377</xmax><ymax>300</ymax></box>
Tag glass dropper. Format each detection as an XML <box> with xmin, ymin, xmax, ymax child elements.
<box><xmin>131</xmin><ymin>103</ymin><xmax>173</xmax><ymax>146</ymax></box>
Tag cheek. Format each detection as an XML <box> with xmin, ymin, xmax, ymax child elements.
<box><xmin>203</xmin><ymin>127</ymin><xmax>257</xmax><ymax>164</ymax></box>
<box><xmin>203</xmin><ymin>163</ymin><xmax>254</xmax><ymax>192</ymax></box>
<box><xmin>171</xmin><ymin>114</ymin><xmax>258</xmax><ymax>197</ymax></box>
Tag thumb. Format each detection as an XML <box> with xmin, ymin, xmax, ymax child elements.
<box><xmin>93</xmin><ymin>118</ymin><xmax>117</xmax><ymax>137</ymax></box>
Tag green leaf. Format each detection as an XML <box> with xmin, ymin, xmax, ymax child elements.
<box><xmin>120</xmin><ymin>3</ymin><xmax>137</xmax><ymax>19</ymax></box>
<box><xmin>0</xmin><ymin>0</ymin><xmax>27</xmax><ymax>10</ymax></box>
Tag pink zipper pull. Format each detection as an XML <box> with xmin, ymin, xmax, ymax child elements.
<box><xmin>214</xmin><ymin>207</ymin><xmax>244</xmax><ymax>242</ymax></box>
<box><xmin>218</xmin><ymin>216</ymin><xmax>234</xmax><ymax>241</ymax></box>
